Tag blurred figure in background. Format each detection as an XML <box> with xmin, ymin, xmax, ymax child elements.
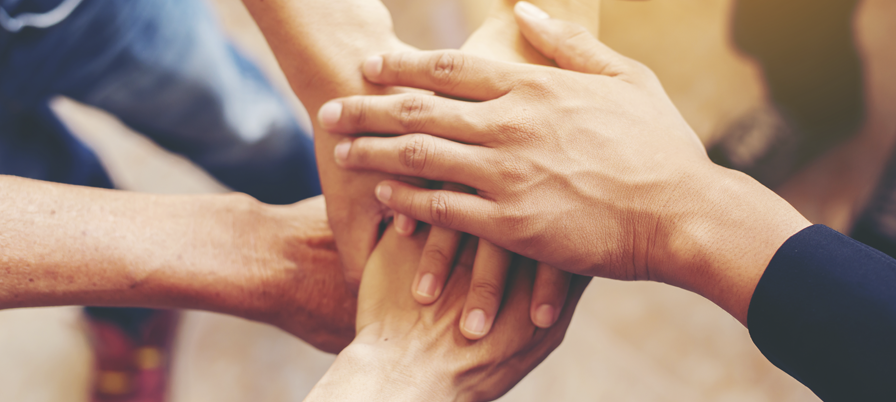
<box><xmin>708</xmin><ymin>1</ymin><xmax>896</xmax><ymax>259</ymax></box>
<box><xmin>710</xmin><ymin>0</ymin><xmax>865</xmax><ymax>189</ymax></box>
<box><xmin>0</xmin><ymin>0</ymin><xmax>320</xmax><ymax>401</ymax></box>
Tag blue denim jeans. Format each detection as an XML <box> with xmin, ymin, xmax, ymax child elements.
<box><xmin>0</xmin><ymin>0</ymin><xmax>321</xmax><ymax>331</ymax></box>
<box><xmin>0</xmin><ymin>0</ymin><xmax>321</xmax><ymax>204</ymax></box>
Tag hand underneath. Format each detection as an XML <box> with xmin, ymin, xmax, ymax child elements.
<box><xmin>222</xmin><ymin>196</ymin><xmax>356</xmax><ymax>353</ymax></box>
<box><xmin>305</xmin><ymin>226</ymin><xmax>590</xmax><ymax>402</ymax></box>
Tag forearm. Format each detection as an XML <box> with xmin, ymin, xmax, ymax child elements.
<box><xmin>241</xmin><ymin>0</ymin><xmax>408</xmax><ymax>113</ymax></box>
<box><xmin>242</xmin><ymin>0</ymin><xmax>415</xmax><ymax>276</ymax></box>
<box><xmin>0</xmin><ymin>176</ymin><xmax>252</xmax><ymax>310</ymax></box>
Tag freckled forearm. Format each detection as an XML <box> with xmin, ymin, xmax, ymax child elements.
<box><xmin>0</xmin><ymin>176</ymin><xmax>249</xmax><ymax>311</ymax></box>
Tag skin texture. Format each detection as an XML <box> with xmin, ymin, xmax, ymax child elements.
<box><xmin>0</xmin><ymin>176</ymin><xmax>355</xmax><ymax>353</ymax></box>
<box><xmin>304</xmin><ymin>226</ymin><xmax>590</xmax><ymax>402</ymax></box>
<box><xmin>322</xmin><ymin>9</ymin><xmax>812</xmax><ymax>325</ymax></box>
<box><xmin>241</xmin><ymin>0</ymin><xmax>414</xmax><ymax>291</ymax></box>
<box><xmin>419</xmin><ymin>0</ymin><xmax>598</xmax><ymax>338</ymax></box>
<box><xmin>241</xmin><ymin>0</ymin><xmax>600</xmax><ymax>337</ymax></box>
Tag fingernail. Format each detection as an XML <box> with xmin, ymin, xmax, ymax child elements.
<box><xmin>318</xmin><ymin>102</ymin><xmax>343</xmax><ymax>129</ymax></box>
<box><xmin>416</xmin><ymin>273</ymin><xmax>438</xmax><ymax>298</ymax></box>
<box><xmin>515</xmin><ymin>1</ymin><xmax>550</xmax><ymax>20</ymax></box>
<box><xmin>363</xmin><ymin>56</ymin><xmax>384</xmax><ymax>78</ymax></box>
<box><xmin>394</xmin><ymin>213</ymin><xmax>415</xmax><ymax>235</ymax></box>
<box><xmin>334</xmin><ymin>140</ymin><xmax>351</xmax><ymax>165</ymax></box>
<box><xmin>376</xmin><ymin>184</ymin><xmax>392</xmax><ymax>202</ymax></box>
<box><xmin>534</xmin><ymin>304</ymin><xmax>556</xmax><ymax>328</ymax></box>
<box><xmin>464</xmin><ymin>309</ymin><xmax>487</xmax><ymax>335</ymax></box>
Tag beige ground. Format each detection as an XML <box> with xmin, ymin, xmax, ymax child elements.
<box><xmin>3</xmin><ymin>0</ymin><xmax>895</xmax><ymax>400</ymax></box>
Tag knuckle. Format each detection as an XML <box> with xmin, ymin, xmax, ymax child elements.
<box><xmin>561</xmin><ymin>24</ymin><xmax>593</xmax><ymax>45</ymax></box>
<box><xmin>496</xmin><ymin>207</ymin><xmax>526</xmax><ymax>233</ymax></box>
<box><xmin>489</xmin><ymin>114</ymin><xmax>539</xmax><ymax>144</ymax></box>
<box><xmin>422</xmin><ymin>246</ymin><xmax>454</xmax><ymax>271</ymax></box>
<box><xmin>429</xmin><ymin>191</ymin><xmax>453</xmax><ymax>226</ymax></box>
<box><xmin>344</xmin><ymin>95</ymin><xmax>369</xmax><ymax>128</ymax></box>
<box><xmin>432</xmin><ymin>51</ymin><xmax>466</xmax><ymax>89</ymax></box>
<box><xmin>396</xmin><ymin>95</ymin><xmax>431</xmax><ymax>132</ymax></box>
<box><xmin>399</xmin><ymin>134</ymin><xmax>435</xmax><ymax>174</ymax></box>
<box><xmin>495</xmin><ymin>202</ymin><xmax>537</xmax><ymax>243</ymax></box>
<box><xmin>489</xmin><ymin>115</ymin><xmax>524</xmax><ymax>137</ymax></box>
<box><xmin>494</xmin><ymin>158</ymin><xmax>529</xmax><ymax>185</ymax></box>
<box><xmin>394</xmin><ymin>51</ymin><xmax>412</xmax><ymax>76</ymax></box>
<box><xmin>519</xmin><ymin>73</ymin><xmax>558</xmax><ymax>98</ymax></box>
<box><xmin>556</xmin><ymin>26</ymin><xmax>595</xmax><ymax>65</ymax></box>
<box><xmin>470</xmin><ymin>280</ymin><xmax>504</xmax><ymax>303</ymax></box>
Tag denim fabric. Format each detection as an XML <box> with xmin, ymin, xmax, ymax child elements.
<box><xmin>0</xmin><ymin>0</ymin><xmax>321</xmax><ymax>204</ymax></box>
<box><xmin>0</xmin><ymin>0</ymin><xmax>320</xmax><ymax>327</ymax></box>
<box><xmin>0</xmin><ymin>0</ymin><xmax>82</xmax><ymax>32</ymax></box>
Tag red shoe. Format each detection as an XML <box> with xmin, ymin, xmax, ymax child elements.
<box><xmin>85</xmin><ymin>310</ymin><xmax>179</xmax><ymax>402</ymax></box>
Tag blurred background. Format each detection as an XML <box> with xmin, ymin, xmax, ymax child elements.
<box><xmin>2</xmin><ymin>0</ymin><xmax>895</xmax><ymax>400</ymax></box>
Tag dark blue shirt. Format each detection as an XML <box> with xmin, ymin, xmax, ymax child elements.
<box><xmin>749</xmin><ymin>225</ymin><xmax>896</xmax><ymax>401</ymax></box>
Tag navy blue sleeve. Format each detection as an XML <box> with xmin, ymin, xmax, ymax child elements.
<box><xmin>748</xmin><ymin>225</ymin><xmax>896</xmax><ymax>401</ymax></box>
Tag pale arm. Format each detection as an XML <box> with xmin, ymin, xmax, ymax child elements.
<box><xmin>240</xmin><ymin>0</ymin><xmax>416</xmax><ymax>286</ymax></box>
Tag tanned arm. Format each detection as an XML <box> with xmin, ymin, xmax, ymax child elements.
<box><xmin>0</xmin><ymin>176</ymin><xmax>355</xmax><ymax>353</ymax></box>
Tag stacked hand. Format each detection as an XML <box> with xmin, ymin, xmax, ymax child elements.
<box><xmin>322</xmin><ymin>9</ymin><xmax>700</xmax><ymax>282</ymax></box>
<box><xmin>296</xmin><ymin>0</ymin><xmax>575</xmax><ymax>340</ymax></box>
<box><xmin>321</xmin><ymin>4</ymin><xmax>809</xmax><ymax>324</ymax></box>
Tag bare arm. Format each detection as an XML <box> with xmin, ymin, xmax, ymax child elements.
<box><xmin>240</xmin><ymin>0</ymin><xmax>415</xmax><ymax>287</ymax></box>
<box><xmin>0</xmin><ymin>176</ymin><xmax>355</xmax><ymax>352</ymax></box>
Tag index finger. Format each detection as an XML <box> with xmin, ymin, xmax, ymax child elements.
<box><xmin>362</xmin><ymin>50</ymin><xmax>526</xmax><ymax>101</ymax></box>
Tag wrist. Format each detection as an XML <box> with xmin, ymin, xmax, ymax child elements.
<box><xmin>653</xmin><ymin>164</ymin><xmax>811</xmax><ymax>325</ymax></box>
<box><xmin>307</xmin><ymin>329</ymin><xmax>457</xmax><ymax>402</ymax></box>
<box><xmin>133</xmin><ymin>193</ymin><xmax>276</xmax><ymax>314</ymax></box>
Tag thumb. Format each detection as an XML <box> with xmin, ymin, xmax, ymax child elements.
<box><xmin>514</xmin><ymin>1</ymin><xmax>628</xmax><ymax>77</ymax></box>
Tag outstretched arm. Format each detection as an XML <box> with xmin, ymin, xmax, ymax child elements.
<box><xmin>241</xmin><ymin>0</ymin><xmax>416</xmax><ymax>288</ymax></box>
<box><xmin>0</xmin><ymin>176</ymin><xmax>355</xmax><ymax>353</ymax></box>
